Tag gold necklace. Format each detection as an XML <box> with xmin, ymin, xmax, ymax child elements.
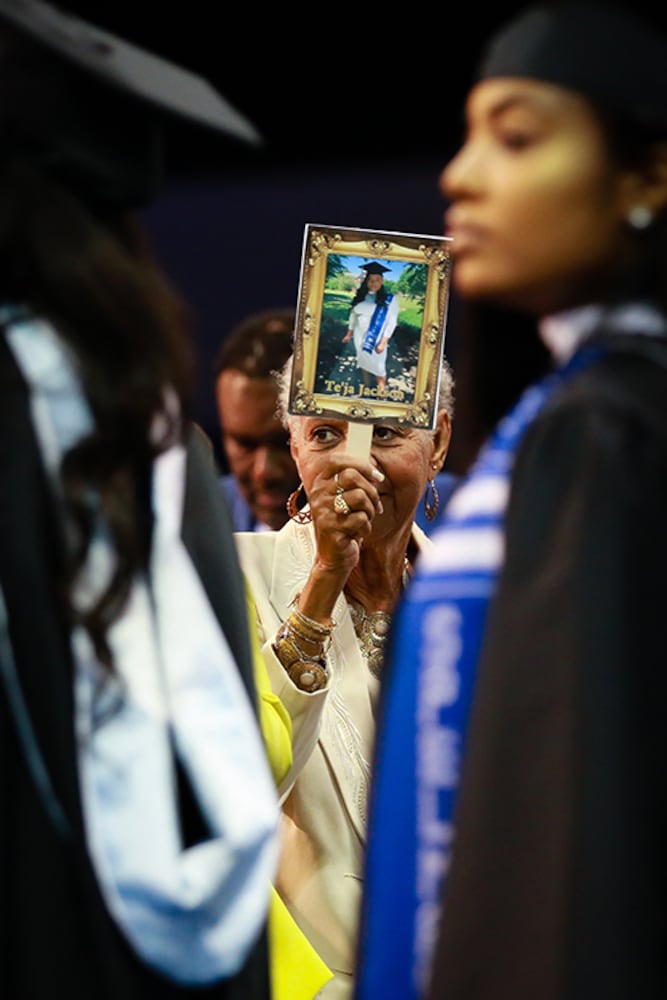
<box><xmin>346</xmin><ymin>557</ymin><xmax>411</xmax><ymax>679</ymax></box>
<box><xmin>347</xmin><ymin>596</ymin><xmax>392</xmax><ymax>679</ymax></box>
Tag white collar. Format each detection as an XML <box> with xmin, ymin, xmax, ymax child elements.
<box><xmin>539</xmin><ymin>302</ymin><xmax>667</xmax><ymax>365</ymax></box>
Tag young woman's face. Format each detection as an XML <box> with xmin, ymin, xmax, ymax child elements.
<box><xmin>367</xmin><ymin>274</ymin><xmax>384</xmax><ymax>292</ymax></box>
<box><xmin>441</xmin><ymin>78</ymin><xmax>636</xmax><ymax>316</ymax></box>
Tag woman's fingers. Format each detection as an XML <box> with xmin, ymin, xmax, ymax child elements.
<box><xmin>308</xmin><ymin>461</ymin><xmax>383</xmax><ymax>564</ymax></box>
<box><xmin>334</xmin><ymin>483</ymin><xmax>381</xmax><ymax>520</ymax></box>
<box><xmin>334</xmin><ymin>463</ymin><xmax>384</xmax><ymax>508</ymax></box>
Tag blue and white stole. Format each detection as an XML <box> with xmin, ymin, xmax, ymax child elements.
<box><xmin>362</xmin><ymin>293</ymin><xmax>394</xmax><ymax>353</ymax></box>
<box><xmin>356</xmin><ymin>336</ymin><xmax>609</xmax><ymax>1000</ymax></box>
<box><xmin>1</xmin><ymin>310</ymin><xmax>279</xmax><ymax>986</ymax></box>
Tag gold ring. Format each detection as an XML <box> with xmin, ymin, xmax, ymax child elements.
<box><xmin>333</xmin><ymin>492</ymin><xmax>351</xmax><ymax>515</ymax></box>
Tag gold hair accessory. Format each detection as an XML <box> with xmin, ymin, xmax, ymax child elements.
<box><xmin>423</xmin><ymin>478</ymin><xmax>440</xmax><ymax>522</ymax></box>
<box><xmin>287</xmin><ymin>482</ymin><xmax>312</xmax><ymax>524</ymax></box>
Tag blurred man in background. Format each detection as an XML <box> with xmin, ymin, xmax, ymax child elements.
<box><xmin>214</xmin><ymin>308</ymin><xmax>299</xmax><ymax>531</ymax></box>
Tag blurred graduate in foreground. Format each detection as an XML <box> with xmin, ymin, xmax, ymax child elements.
<box><xmin>357</xmin><ymin>3</ymin><xmax>667</xmax><ymax>998</ymax></box>
<box><xmin>0</xmin><ymin>2</ymin><xmax>282</xmax><ymax>997</ymax></box>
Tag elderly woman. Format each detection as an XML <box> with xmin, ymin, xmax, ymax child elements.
<box><xmin>234</xmin><ymin>354</ymin><xmax>454</xmax><ymax>999</ymax></box>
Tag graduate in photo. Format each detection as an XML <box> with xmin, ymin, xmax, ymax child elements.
<box><xmin>342</xmin><ymin>262</ymin><xmax>400</xmax><ymax>395</ymax></box>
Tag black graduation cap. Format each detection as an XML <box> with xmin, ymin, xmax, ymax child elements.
<box><xmin>361</xmin><ymin>262</ymin><xmax>390</xmax><ymax>275</ymax></box>
<box><xmin>0</xmin><ymin>0</ymin><xmax>262</xmax><ymax>206</ymax></box>
<box><xmin>477</xmin><ymin>2</ymin><xmax>667</xmax><ymax>133</ymax></box>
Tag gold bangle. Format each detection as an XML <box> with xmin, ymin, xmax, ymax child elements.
<box><xmin>272</xmin><ymin>634</ymin><xmax>303</xmax><ymax>668</ymax></box>
<box><xmin>291</xmin><ymin>608</ymin><xmax>334</xmax><ymax>637</ymax></box>
<box><xmin>291</xmin><ymin>603</ymin><xmax>336</xmax><ymax>635</ymax></box>
<box><xmin>286</xmin><ymin>618</ymin><xmax>328</xmax><ymax>653</ymax></box>
<box><xmin>273</xmin><ymin>618</ymin><xmax>329</xmax><ymax>691</ymax></box>
<box><xmin>276</xmin><ymin>619</ymin><xmax>324</xmax><ymax>658</ymax></box>
<box><xmin>285</xmin><ymin>660</ymin><xmax>328</xmax><ymax>692</ymax></box>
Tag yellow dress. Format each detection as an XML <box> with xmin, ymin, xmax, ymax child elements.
<box><xmin>247</xmin><ymin>585</ymin><xmax>333</xmax><ymax>1000</ymax></box>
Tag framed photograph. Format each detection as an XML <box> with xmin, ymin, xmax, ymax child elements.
<box><xmin>289</xmin><ymin>223</ymin><xmax>452</xmax><ymax>430</ymax></box>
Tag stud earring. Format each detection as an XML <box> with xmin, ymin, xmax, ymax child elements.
<box><xmin>627</xmin><ymin>205</ymin><xmax>654</xmax><ymax>230</ymax></box>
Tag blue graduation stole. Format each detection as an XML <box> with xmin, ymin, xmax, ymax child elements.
<box><xmin>356</xmin><ymin>342</ymin><xmax>606</xmax><ymax>1000</ymax></box>
<box><xmin>362</xmin><ymin>294</ymin><xmax>394</xmax><ymax>354</ymax></box>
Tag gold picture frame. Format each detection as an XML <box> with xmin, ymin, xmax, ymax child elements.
<box><xmin>289</xmin><ymin>223</ymin><xmax>452</xmax><ymax>430</ymax></box>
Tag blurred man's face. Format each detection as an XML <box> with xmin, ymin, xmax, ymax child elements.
<box><xmin>216</xmin><ymin>370</ymin><xmax>300</xmax><ymax>530</ymax></box>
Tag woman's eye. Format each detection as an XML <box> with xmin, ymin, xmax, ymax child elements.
<box><xmin>373</xmin><ymin>425</ymin><xmax>398</xmax><ymax>442</ymax></box>
<box><xmin>499</xmin><ymin>128</ymin><xmax>535</xmax><ymax>150</ymax></box>
<box><xmin>494</xmin><ymin>112</ymin><xmax>544</xmax><ymax>151</ymax></box>
<box><xmin>312</xmin><ymin>426</ymin><xmax>338</xmax><ymax>444</ymax></box>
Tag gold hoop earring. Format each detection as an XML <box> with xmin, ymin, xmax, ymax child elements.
<box><xmin>286</xmin><ymin>482</ymin><xmax>312</xmax><ymax>524</ymax></box>
<box><xmin>423</xmin><ymin>478</ymin><xmax>439</xmax><ymax>523</ymax></box>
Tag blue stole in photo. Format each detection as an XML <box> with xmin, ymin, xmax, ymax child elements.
<box><xmin>355</xmin><ymin>342</ymin><xmax>605</xmax><ymax>1000</ymax></box>
<box><xmin>362</xmin><ymin>294</ymin><xmax>394</xmax><ymax>354</ymax></box>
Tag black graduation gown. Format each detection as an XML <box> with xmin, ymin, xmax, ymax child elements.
<box><xmin>428</xmin><ymin>334</ymin><xmax>667</xmax><ymax>999</ymax></box>
<box><xmin>0</xmin><ymin>333</ymin><xmax>271</xmax><ymax>999</ymax></box>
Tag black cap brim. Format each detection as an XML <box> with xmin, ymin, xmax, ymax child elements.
<box><xmin>0</xmin><ymin>0</ymin><xmax>262</xmax><ymax>146</ymax></box>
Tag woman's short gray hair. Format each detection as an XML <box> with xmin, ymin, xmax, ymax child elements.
<box><xmin>274</xmin><ymin>353</ymin><xmax>455</xmax><ymax>430</ymax></box>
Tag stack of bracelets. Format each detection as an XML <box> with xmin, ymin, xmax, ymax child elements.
<box><xmin>272</xmin><ymin>605</ymin><xmax>335</xmax><ymax>692</ymax></box>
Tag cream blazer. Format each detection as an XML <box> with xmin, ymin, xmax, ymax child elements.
<box><xmin>235</xmin><ymin>518</ymin><xmax>430</xmax><ymax>1000</ymax></box>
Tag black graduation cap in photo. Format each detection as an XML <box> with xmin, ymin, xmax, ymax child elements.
<box><xmin>360</xmin><ymin>262</ymin><xmax>391</xmax><ymax>275</ymax></box>
<box><xmin>0</xmin><ymin>0</ymin><xmax>263</xmax><ymax>206</ymax></box>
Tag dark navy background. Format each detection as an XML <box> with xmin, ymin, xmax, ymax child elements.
<box><xmin>139</xmin><ymin>158</ymin><xmax>452</xmax><ymax>464</ymax></box>
<box><xmin>60</xmin><ymin>1</ymin><xmax>662</xmax><ymax>471</ymax></box>
<box><xmin>58</xmin><ymin>2</ymin><xmax>519</xmax><ymax>471</ymax></box>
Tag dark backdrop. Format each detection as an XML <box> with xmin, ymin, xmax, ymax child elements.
<box><xmin>139</xmin><ymin>157</ymin><xmax>455</xmax><ymax>467</ymax></box>
<box><xmin>54</xmin><ymin>2</ymin><xmax>528</xmax><ymax>474</ymax></box>
<box><xmin>58</xmin><ymin>2</ymin><xmax>665</xmax><ymax>472</ymax></box>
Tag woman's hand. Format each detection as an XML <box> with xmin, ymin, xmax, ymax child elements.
<box><xmin>375</xmin><ymin>337</ymin><xmax>387</xmax><ymax>354</ymax></box>
<box><xmin>342</xmin><ymin>329</ymin><xmax>353</xmax><ymax>344</ymax></box>
<box><xmin>297</xmin><ymin>458</ymin><xmax>384</xmax><ymax>622</ymax></box>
